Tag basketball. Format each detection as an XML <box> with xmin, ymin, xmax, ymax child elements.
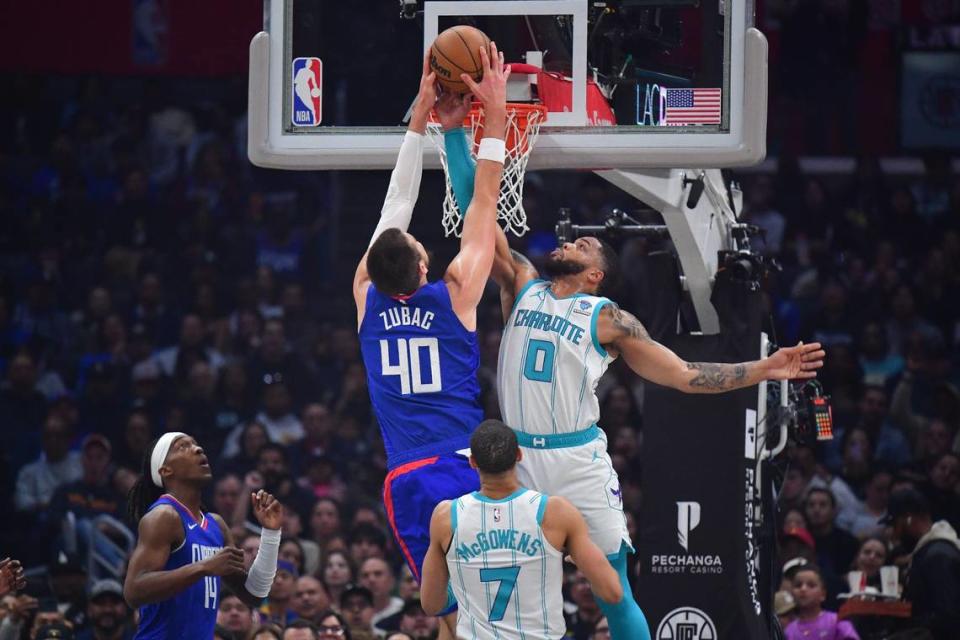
<box><xmin>429</xmin><ymin>25</ymin><xmax>490</xmax><ymax>94</ymax></box>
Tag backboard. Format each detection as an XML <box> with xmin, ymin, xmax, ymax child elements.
<box><xmin>248</xmin><ymin>0</ymin><xmax>767</xmax><ymax>170</ymax></box>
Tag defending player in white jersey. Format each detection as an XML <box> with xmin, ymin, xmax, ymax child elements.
<box><xmin>439</xmin><ymin>128</ymin><xmax>825</xmax><ymax>639</ymax></box>
<box><xmin>420</xmin><ymin>420</ymin><xmax>622</xmax><ymax>640</ymax></box>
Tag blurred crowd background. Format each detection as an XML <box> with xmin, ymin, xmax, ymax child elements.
<box><xmin>0</xmin><ymin>0</ymin><xmax>958</xmax><ymax>639</ymax></box>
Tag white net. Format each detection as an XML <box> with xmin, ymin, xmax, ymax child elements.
<box><xmin>426</xmin><ymin>104</ymin><xmax>546</xmax><ymax>238</ymax></box>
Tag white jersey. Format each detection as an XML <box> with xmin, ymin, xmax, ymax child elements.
<box><xmin>447</xmin><ymin>489</ymin><xmax>566</xmax><ymax>640</ymax></box>
<box><xmin>498</xmin><ymin>280</ymin><xmax>615</xmax><ymax>435</ymax></box>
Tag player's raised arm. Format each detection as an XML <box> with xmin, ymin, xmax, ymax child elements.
<box><xmin>444</xmin><ymin>42</ymin><xmax>510</xmax><ymax>329</ymax></box>
<box><xmin>420</xmin><ymin>500</ymin><xmax>454</xmax><ymax>616</ymax></box>
<box><xmin>438</xmin><ymin>93</ymin><xmax>538</xmax><ymax>322</ymax></box>
<box><xmin>543</xmin><ymin>496</ymin><xmax>622</xmax><ymax>604</ymax></box>
<box><xmin>353</xmin><ymin>52</ymin><xmax>437</xmax><ymax>326</ymax></box>
<box><xmin>124</xmin><ymin>506</ymin><xmax>245</xmax><ymax>609</ymax></box>
<box><xmin>210</xmin><ymin>490</ymin><xmax>284</xmax><ymax>609</ymax></box>
<box><xmin>595</xmin><ymin>303</ymin><xmax>826</xmax><ymax>393</ymax></box>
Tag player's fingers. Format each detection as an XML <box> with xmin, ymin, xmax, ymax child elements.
<box><xmin>804</xmin><ymin>350</ymin><xmax>826</xmax><ymax>361</ymax></box>
<box><xmin>423</xmin><ymin>48</ymin><xmax>432</xmax><ymax>75</ymax></box>
<box><xmin>479</xmin><ymin>43</ymin><xmax>491</xmax><ymax>73</ymax></box>
<box><xmin>803</xmin><ymin>341</ymin><xmax>821</xmax><ymax>352</ymax></box>
<box><xmin>498</xmin><ymin>49</ymin><xmax>505</xmax><ymax>75</ymax></box>
<box><xmin>488</xmin><ymin>41</ymin><xmax>499</xmax><ymax>73</ymax></box>
<box><xmin>503</xmin><ymin>64</ymin><xmax>512</xmax><ymax>83</ymax></box>
<box><xmin>801</xmin><ymin>361</ymin><xmax>824</xmax><ymax>371</ymax></box>
<box><xmin>460</xmin><ymin>73</ymin><xmax>481</xmax><ymax>94</ymax></box>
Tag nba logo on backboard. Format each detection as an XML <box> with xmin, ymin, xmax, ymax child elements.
<box><xmin>292</xmin><ymin>57</ymin><xmax>322</xmax><ymax>127</ymax></box>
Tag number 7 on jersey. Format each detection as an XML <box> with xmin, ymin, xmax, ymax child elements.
<box><xmin>479</xmin><ymin>565</ymin><xmax>521</xmax><ymax>622</ymax></box>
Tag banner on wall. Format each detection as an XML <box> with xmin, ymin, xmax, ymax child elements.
<box><xmin>901</xmin><ymin>52</ymin><xmax>960</xmax><ymax>150</ymax></box>
<box><xmin>636</xmin><ymin>275</ymin><xmax>770</xmax><ymax>640</ymax></box>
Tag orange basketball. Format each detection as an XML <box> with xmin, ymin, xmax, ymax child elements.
<box><xmin>429</xmin><ymin>26</ymin><xmax>490</xmax><ymax>94</ymax></box>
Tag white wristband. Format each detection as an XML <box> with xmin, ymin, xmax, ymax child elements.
<box><xmin>477</xmin><ymin>137</ymin><xmax>506</xmax><ymax>164</ymax></box>
<box><xmin>243</xmin><ymin>527</ymin><xmax>281</xmax><ymax>598</ymax></box>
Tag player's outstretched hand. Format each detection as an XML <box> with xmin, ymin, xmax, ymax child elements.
<box><xmin>436</xmin><ymin>91</ymin><xmax>472</xmax><ymax>131</ymax></box>
<box><xmin>765</xmin><ymin>341</ymin><xmax>825</xmax><ymax>381</ymax></box>
<box><xmin>415</xmin><ymin>50</ymin><xmax>439</xmax><ymax>113</ymax></box>
<box><xmin>460</xmin><ymin>41</ymin><xmax>510</xmax><ymax>110</ymax></box>
<box><xmin>251</xmin><ymin>490</ymin><xmax>283</xmax><ymax>530</ymax></box>
<box><xmin>202</xmin><ymin>547</ymin><xmax>245</xmax><ymax>578</ymax></box>
<box><xmin>0</xmin><ymin>557</ymin><xmax>26</xmax><ymax>596</ymax></box>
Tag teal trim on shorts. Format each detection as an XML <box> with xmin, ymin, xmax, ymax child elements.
<box><xmin>512</xmin><ymin>424</ymin><xmax>600</xmax><ymax>449</ymax></box>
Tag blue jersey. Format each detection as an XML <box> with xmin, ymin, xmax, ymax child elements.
<box><xmin>135</xmin><ymin>495</ymin><xmax>224</xmax><ymax>640</ymax></box>
<box><xmin>359</xmin><ymin>281</ymin><xmax>483</xmax><ymax>468</ymax></box>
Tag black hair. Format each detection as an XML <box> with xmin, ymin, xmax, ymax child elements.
<box><xmin>595</xmin><ymin>238</ymin><xmax>620</xmax><ymax>297</ymax></box>
<box><xmin>804</xmin><ymin>486</ymin><xmax>837</xmax><ymax>509</ymax></box>
<box><xmin>284</xmin><ymin>619</ymin><xmax>319</xmax><ymax>638</ymax></box>
<box><xmin>366</xmin><ymin>228</ymin><xmax>422</xmax><ymax>296</ymax></box>
<box><xmin>218</xmin><ymin>586</ymin><xmax>250</xmax><ymax>610</ymax></box>
<box><xmin>257</xmin><ymin>442</ymin><xmax>288</xmax><ymax>462</ymax></box>
<box><xmin>349</xmin><ymin>523</ymin><xmax>387</xmax><ymax>550</ymax></box>
<box><xmin>469</xmin><ymin>420</ymin><xmax>519</xmax><ymax>474</ymax></box>
<box><xmin>316</xmin><ymin>610</ymin><xmax>352</xmax><ymax>640</ymax></box>
<box><xmin>791</xmin><ymin>563</ymin><xmax>824</xmax><ymax>585</ymax></box>
<box><xmin>127</xmin><ymin>436</ymin><xmax>164</xmax><ymax>525</ymax></box>
<box><xmin>249</xmin><ymin>624</ymin><xmax>283</xmax><ymax>640</ymax></box>
<box><xmin>280</xmin><ymin>537</ymin><xmax>306</xmax><ymax>574</ymax></box>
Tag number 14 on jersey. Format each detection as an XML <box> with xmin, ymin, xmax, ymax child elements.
<box><xmin>379</xmin><ymin>338</ymin><xmax>443</xmax><ymax>394</ymax></box>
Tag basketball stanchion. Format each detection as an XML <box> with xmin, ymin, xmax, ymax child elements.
<box><xmin>427</xmin><ymin>102</ymin><xmax>548</xmax><ymax>237</ymax></box>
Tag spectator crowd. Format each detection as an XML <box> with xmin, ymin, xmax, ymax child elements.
<box><xmin>0</xmin><ymin>31</ymin><xmax>959</xmax><ymax>640</ymax></box>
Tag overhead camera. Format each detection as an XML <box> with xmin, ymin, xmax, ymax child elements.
<box><xmin>399</xmin><ymin>0</ymin><xmax>420</xmax><ymax>20</ymax></box>
<box><xmin>555</xmin><ymin>207</ymin><xmax>670</xmax><ymax>244</ymax></box>
<box><xmin>718</xmin><ymin>250</ymin><xmax>779</xmax><ymax>288</ymax></box>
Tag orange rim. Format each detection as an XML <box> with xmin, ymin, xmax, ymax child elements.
<box><xmin>470</xmin><ymin>103</ymin><xmax>547</xmax><ymax>154</ymax></box>
<box><xmin>431</xmin><ymin>102</ymin><xmax>548</xmax><ymax>155</ymax></box>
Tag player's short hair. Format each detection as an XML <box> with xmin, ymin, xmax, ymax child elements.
<box><xmin>470</xmin><ymin>420</ymin><xmax>519</xmax><ymax>475</ymax></box>
<box><xmin>367</xmin><ymin>228</ymin><xmax>422</xmax><ymax>296</ymax></box>
<box><xmin>596</xmin><ymin>238</ymin><xmax>620</xmax><ymax>296</ymax></box>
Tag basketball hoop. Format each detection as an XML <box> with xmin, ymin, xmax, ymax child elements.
<box><xmin>427</xmin><ymin>102</ymin><xmax>548</xmax><ymax>237</ymax></box>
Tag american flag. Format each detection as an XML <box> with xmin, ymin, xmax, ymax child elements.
<box><xmin>664</xmin><ymin>88</ymin><xmax>722</xmax><ymax>126</ymax></box>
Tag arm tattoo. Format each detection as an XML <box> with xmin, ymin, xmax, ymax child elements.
<box><xmin>685</xmin><ymin>362</ymin><xmax>747</xmax><ymax>390</ymax></box>
<box><xmin>605</xmin><ymin>305</ymin><xmax>653</xmax><ymax>343</ymax></box>
<box><xmin>510</xmin><ymin>249</ymin><xmax>535</xmax><ymax>271</ymax></box>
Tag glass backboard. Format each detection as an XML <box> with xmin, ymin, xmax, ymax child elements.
<box><xmin>248</xmin><ymin>0</ymin><xmax>767</xmax><ymax>170</ymax></box>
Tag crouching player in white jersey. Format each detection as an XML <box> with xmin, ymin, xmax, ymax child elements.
<box><xmin>421</xmin><ymin>420</ymin><xmax>622</xmax><ymax>640</ymax></box>
<box><xmin>439</xmin><ymin>125</ymin><xmax>827</xmax><ymax>640</ymax></box>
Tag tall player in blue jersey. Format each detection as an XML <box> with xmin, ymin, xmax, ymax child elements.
<box><xmin>353</xmin><ymin>47</ymin><xmax>509</xmax><ymax>638</ymax></box>
<box><xmin>123</xmin><ymin>432</ymin><xmax>284</xmax><ymax>639</ymax></box>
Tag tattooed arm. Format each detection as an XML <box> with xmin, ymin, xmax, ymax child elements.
<box><xmin>493</xmin><ymin>226</ymin><xmax>539</xmax><ymax>322</ymax></box>
<box><xmin>594</xmin><ymin>304</ymin><xmax>825</xmax><ymax>393</ymax></box>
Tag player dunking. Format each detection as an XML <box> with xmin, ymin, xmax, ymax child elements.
<box><xmin>441</xmin><ymin>129</ymin><xmax>826</xmax><ymax>640</ymax></box>
<box><xmin>421</xmin><ymin>420</ymin><xmax>623</xmax><ymax>640</ymax></box>
<box><xmin>124</xmin><ymin>432</ymin><xmax>283</xmax><ymax>639</ymax></box>
<box><xmin>353</xmin><ymin>45</ymin><xmax>509</xmax><ymax>637</ymax></box>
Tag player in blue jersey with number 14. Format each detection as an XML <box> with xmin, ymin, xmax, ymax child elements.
<box><xmin>124</xmin><ymin>432</ymin><xmax>284</xmax><ymax>639</ymax></box>
<box><xmin>353</xmin><ymin>45</ymin><xmax>510</xmax><ymax>639</ymax></box>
